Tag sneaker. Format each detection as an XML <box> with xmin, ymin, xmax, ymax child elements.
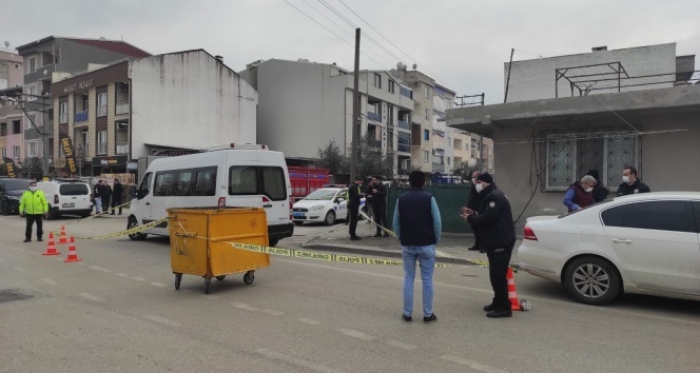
<box><xmin>423</xmin><ymin>314</ymin><xmax>437</xmax><ymax>323</ymax></box>
<box><xmin>483</xmin><ymin>303</ymin><xmax>497</xmax><ymax>312</ymax></box>
<box><xmin>402</xmin><ymin>314</ymin><xmax>412</xmax><ymax>322</ymax></box>
<box><xmin>350</xmin><ymin>236</ymin><xmax>361</xmax><ymax>241</ymax></box>
<box><xmin>486</xmin><ymin>309</ymin><xmax>513</xmax><ymax>318</ymax></box>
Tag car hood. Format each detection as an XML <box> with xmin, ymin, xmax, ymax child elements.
<box><xmin>293</xmin><ymin>199</ymin><xmax>330</xmax><ymax>208</ymax></box>
<box><xmin>5</xmin><ymin>190</ymin><xmax>25</xmax><ymax>197</ymax></box>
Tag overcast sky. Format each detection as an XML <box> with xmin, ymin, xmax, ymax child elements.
<box><xmin>2</xmin><ymin>0</ymin><xmax>698</xmax><ymax>104</ymax></box>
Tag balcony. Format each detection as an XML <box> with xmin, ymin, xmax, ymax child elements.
<box><xmin>400</xmin><ymin>87</ymin><xmax>412</xmax><ymax>99</ymax></box>
<box><xmin>97</xmin><ymin>105</ymin><xmax>107</xmax><ymax>118</ymax></box>
<box><xmin>59</xmin><ymin>113</ymin><xmax>68</xmax><ymax>124</ymax></box>
<box><xmin>116</xmin><ymin>101</ymin><xmax>129</xmax><ymax>115</ymax></box>
<box><xmin>398</xmin><ymin>120</ymin><xmax>410</xmax><ymax>130</ymax></box>
<box><xmin>116</xmin><ymin>142</ymin><xmax>129</xmax><ymax>155</ymax></box>
<box><xmin>75</xmin><ymin>111</ymin><xmax>88</xmax><ymax>123</ymax></box>
<box><xmin>367</xmin><ymin>111</ymin><xmax>381</xmax><ymax>123</ymax></box>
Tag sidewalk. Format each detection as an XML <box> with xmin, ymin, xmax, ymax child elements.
<box><xmin>301</xmin><ymin>220</ymin><xmax>520</xmax><ymax>267</ymax></box>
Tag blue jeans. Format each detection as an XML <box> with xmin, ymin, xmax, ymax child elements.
<box><xmin>402</xmin><ymin>245</ymin><xmax>436</xmax><ymax>317</ymax></box>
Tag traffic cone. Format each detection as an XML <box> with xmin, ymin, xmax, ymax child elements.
<box><xmin>64</xmin><ymin>237</ymin><xmax>81</xmax><ymax>263</ymax></box>
<box><xmin>42</xmin><ymin>233</ymin><xmax>60</xmax><ymax>256</ymax></box>
<box><xmin>58</xmin><ymin>225</ymin><xmax>68</xmax><ymax>244</ymax></box>
<box><xmin>507</xmin><ymin>268</ymin><xmax>522</xmax><ymax>311</ymax></box>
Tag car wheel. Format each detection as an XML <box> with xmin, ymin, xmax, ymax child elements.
<box><xmin>127</xmin><ymin>217</ymin><xmax>148</xmax><ymax>241</ymax></box>
<box><xmin>564</xmin><ymin>256</ymin><xmax>622</xmax><ymax>305</ymax></box>
<box><xmin>0</xmin><ymin>200</ymin><xmax>8</xmax><ymax>216</ymax></box>
<box><xmin>324</xmin><ymin>210</ymin><xmax>336</xmax><ymax>225</ymax></box>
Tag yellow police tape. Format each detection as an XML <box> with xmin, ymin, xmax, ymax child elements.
<box><xmin>69</xmin><ymin>216</ymin><xmax>169</xmax><ymax>240</ymax></box>
<box><xmin>50</xmin><ymin>200</ymin><xmax>132</xmax><ymax>235</ymax></box>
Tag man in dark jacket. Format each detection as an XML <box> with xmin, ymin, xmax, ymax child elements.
<box><xmin>617</xmin><ymin>166</ymin><xmax>651</xmax><ymax>196</ymax></box>
<box><xmin>467</xmin><ymin>171</ymin><xmax>482</xmax><ymax>252</ymax></box>
<box><xmin>368</xmin><ymin>176</ymin><xmax>389</xmax><ymax>237</ymax></box>
<box><xmin>100</xmin><ymin>180</ymin><xmax>112</xmax><ymax>216</ymax></box>
<box><xmin>347</xmin><ymin>176</ymin><xmax>363</xmax><ymax>240</ymax></box>
<box><xmin>111</xmin><ymin>179</ymin><xmax>124</xmax><ymax>215</ymax></box>
<box><xmin>586</xmin><ymin>169</ymin><xmax>608</xmax><ymax>203</ymax></box>
<box><xmin>463</xmin><ymin>173</ymin><xmax>515</xmax><ymax>318</ymax></box>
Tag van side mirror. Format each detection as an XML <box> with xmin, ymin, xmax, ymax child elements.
<box><xmin>129</xmin><ymin>186</ymin><xmax>138</xmax><ymax>199</ymax></box>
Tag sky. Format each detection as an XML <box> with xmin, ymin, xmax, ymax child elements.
<box><xmin>2</xmin><ymin>0</ymin><xmax>699</xmax><ymax>104</ymax></box>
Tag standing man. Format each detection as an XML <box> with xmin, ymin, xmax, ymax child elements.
<box><xmin>19</xmin><ymin>180</ymin><xmax>49</xmax><ymax>242</ymax></box>
<box><xmin>369</xmin><ymin>176</ymin><xmax>389</xmax><ymax>237</ymax></box>
<box><xmin>347</xmin><ymin>176</ymin><xmax>363</xmax><ymax>241</ymax></box>
<box><xmin>93</xmin><ymin>180</ymin><xmax>103</xmax><ymax>214</ymax></box>
<box><xmin>463</xmin><ymin>173</ymin><xmax>515</xmax><ymax>318</ymax></box>
<box><xmin>617</xmin><ymin>167</ymin><xmax>650</xmax><ymax>196</ymax></box>
<box><xmin>467</xmin><ymin>171</ymin><xmax>482</xmax><ymax>252</ymax></box>
<box><xmin>393</xmin><ymin>171</ymin><xmax>441</xmax><ymax>323</ymax></box>
<box><xmin>111</xmin><ymin>179</ymin><xmax>124</xmax><ymax>215</ymax></box>
<box><xmin>101</xmin><ymin>180</ymin><xmax>113</xmax><ymax>215</ymax></box>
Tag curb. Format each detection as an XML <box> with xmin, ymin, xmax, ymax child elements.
<box><xmin>303</xmin><ymin>243</ymin><xmax>484</xmax><ymax>267</ymax></box>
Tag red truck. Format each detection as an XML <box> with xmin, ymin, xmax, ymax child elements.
<box><xmin>288</xmin><ymin>166</ymin><xmax>330</xmax><ymax>205</ymax></box>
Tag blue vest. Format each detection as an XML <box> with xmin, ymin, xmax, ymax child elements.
<box><xmin>397</xmin><ymin>189</ymin><xmax>436</xmax><ymax>246</ymax></box>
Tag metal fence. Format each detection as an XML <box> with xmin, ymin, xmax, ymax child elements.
<box><xmin>387</xmin><ymin>185</ymin><xmax>473</xmax><ymax>234</ymax></box>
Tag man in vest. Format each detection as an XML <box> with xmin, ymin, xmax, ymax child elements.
<box><xmin>19</xmin><ymin>180</ymin><xmax>49</xmax><ymax>242</ymax></box>
<box><xmin>347</xmin><ymin>176</ymin><xmax>363</xmax><ymax>240</ymax></box>
<box><xmin>563</xmin><ymin>175</ymin><xmax>597</xmax><ymax>212</ymax></box>
<box><xmin>393</xmin><ymin>171</ymin><xmax>441</xmax><ymax>323</ymax></box>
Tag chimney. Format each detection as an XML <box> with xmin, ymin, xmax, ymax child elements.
<box><xmin>592</xmin><ymin>46</ymin><xmax>608</xmax><ymax>52</ymax></box>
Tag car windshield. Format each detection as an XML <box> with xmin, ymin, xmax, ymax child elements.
<box><xmin>3</xmin><ymin>179</ymin><xmax>31</xmax><ymax>191</ymax></box>
<box><xmin>304</xmin><ymin>189</ymin><xmax>339</xmax><ymax>200</ymax></box>
<box><xmin>558</xmin><ymin>199</ymin><xmax>614</xmax><ymax>218</ymax></box>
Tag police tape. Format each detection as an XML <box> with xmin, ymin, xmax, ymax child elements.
<box><xmin>70</xmin><ymin>217</ymin><xmax>169</xmax><ymax>240</ymax></box>
<box><xmin>50</xmin><ymin>200</ymin><xmax>132</xmax><ymax>234</ymax></box>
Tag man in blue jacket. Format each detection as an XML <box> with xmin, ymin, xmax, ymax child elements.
<box><xmin>393</xmin><ymin>171</ymin><xmax>441</xmax><ymax>323</ymax></box>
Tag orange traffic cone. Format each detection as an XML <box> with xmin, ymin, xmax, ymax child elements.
<box><xmin>42</xmin><ymin>233</ymin><xmax>60</xmax><ymax>256</ymax></box>
<box><xmin>64</xmin><ymin>237</ymin><xmax>81</xmax><ymax>263</ymax></box>
<box><xmin>58</xmin><ymin>225</ymin><xmax>68</xmax><ymax>244</ymax></box>
<box><xmin>507</xmin><ymin>268</ymin><xmax>522</xmax><ymax>311</ymax></box>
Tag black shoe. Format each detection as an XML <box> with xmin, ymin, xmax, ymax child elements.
<box><xmin>37</xmin><ymin>238</ymin><xmax>43</xmax><ymax>242</ymax></box>
<box><xmin>483</xmin><ymin>303</ymin><xmax>498</xmax><ymax>312</ymax></box>
<box><xmin>423</xmin><ymin>313</ymin><xmax>437</xmax><ymax>323</ymax></box>
<box><xmin>468</xmin><ymin>246</ymin><xmax>480</xmax><ymax>251</ymax></box>
<box><xmin>350</xmin><ymin>236</ymin><xmax>361</xmax><ymax>241</ymax></box>
<box><xmin>23</xmin><ymin>239</ymin><xmax>31</xmax><ymax>243</ymax></box>
<box><xmin>373</xmin><ymin>234</ymin><xmax>382</xmax><ymax>237</ymax></box>
<box><xmin>402</xmin><ymin>314</ymin><xmax>412</xmax><ymax>322</ymax></box>
<box><xmin>486</xmin><ymin>309</ymin><xmax>513</xmax><ymax>318</ymax></box>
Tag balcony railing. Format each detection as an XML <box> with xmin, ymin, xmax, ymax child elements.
<box><xmin>116</xmin><ymin>101</ymin><xmax>129</xmax><ymax>115</ymax></box>
<box><xmin>97</xmin><ymin>105</ymin><xmax>107</xmax><ymax>118</ymax></box>
<box><xmin>367</xmin><ymin>111</ymin><xmax>381</xmax><ymax>122</ymax></box>
<box><xmin>116</xmin><ymin>143</ymin><xmax>129</xmax><ymax>155</ymax></box>
<box><xmin>59</xmin><ymin>113</ymin><xmax>68</xmax><ymax>124</ymax></box>
<box><xmin>398</xmin><ymin>120</ymin><xmax>410</xmax><ymax>130</ymax></box>
<box><xmin>400</xmin><ymin>87</ymin><xmax>412</xmax><ymax>99</ymax></box>
<box><xmin>75</xmin><ymin>111</ymin><xmax>88</xmax><ymax>123</ymax></box>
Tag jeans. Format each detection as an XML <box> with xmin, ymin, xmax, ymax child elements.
<box><xmin>94</xmin><ymin>198</ymin><xmax>102</xmax><ymax>213</ymax></box>
<box><xmin>402</xmin><ymin>245</ymin><xmax>436</xmax><ymax>317</ymax></box>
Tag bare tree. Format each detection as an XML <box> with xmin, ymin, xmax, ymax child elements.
<box><xmin>316</xmin><ymin>140</ymin><xmax>347</xmax><ymax>176</ymax></box>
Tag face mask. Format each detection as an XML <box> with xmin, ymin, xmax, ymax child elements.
<box><xmin>585</xmin><ymin>187</ymin><xmax>593</xmax><ymax>193</ymax></box>
<box><xmin>622</xmin><ymin>175</ymin><xmax>630</xmax><ymax>184</ymax></box>
<box><xmin>475</xmin><ymin>183</ymin><xmax>484</xmax><ymax>193</ymax></box>
<box><xmin>29</xmin><ymin>186</ymin><xmax>37</xmax><ymax>192</ymax></box>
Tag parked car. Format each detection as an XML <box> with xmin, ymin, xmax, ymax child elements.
<box><xmin>518</xmin><ymin>192</ymin><xmax>700</xmax><ymax>305</ymax></box>
<box><xmin>292</xmin><ymin>187</ymin><xmax>366</xmax><ymax>226</ymax></box>
<box><xmin>0</xmin><ymin>178</ymin><xmax>32</xmax><ymax>215</ymax></box>
<box><xmin>37</xmin><ymin>179</ymin><xmax>93</xmax><ymax>219</ymax></box>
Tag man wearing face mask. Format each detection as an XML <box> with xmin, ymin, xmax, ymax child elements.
<box><xmin>462</xmin><ymin>173</ymin><xmax>515</xmax><ymax>318</ymax></box>
<box><xmin>563</xmin><ymin>175</ymin><xmax>597</xmax><ymax>213</ymax></box>
<box><xmin>466</xmin><ymin>171</ymin><xmax>483</xmax><ymax>252</ymax></box>
<box><xmin>617</xmin><ymin>166</ymin><xmax>650</xmax><ymax>196</ymax></box>
<box><xmin>19</xmin><ymin>180</ymin><xmax>49</xmax><ymax>242</ymax></box>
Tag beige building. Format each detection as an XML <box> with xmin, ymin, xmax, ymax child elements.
<box><xmin>392</xmin><ymin>68</ymin><xmax>434</xmax><ymax>172</ymax></box>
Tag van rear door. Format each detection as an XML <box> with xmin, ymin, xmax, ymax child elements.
<box><xmin>58</xmin><ymin>183</ymin><xmax>91</xmax><ymax>210</ymax></box>
<box><xmin>226</xmin><ymin>165</ymin><xmax>288</xmax><ymax>223</ymax></box>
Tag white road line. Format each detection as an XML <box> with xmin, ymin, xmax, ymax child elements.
<box><xmin>260</xmin><ymin>309</ymin><xmax>284</xmax><ymax>316</ymax></box>
<box><xmin>131</xmin><ymin>277</ymin><xmax>146</xmax><ymax>281</ymax></box>
<box><xmin>150</xmin><ymin>282</ymin><xmax>167</xmax><ymax>288</ymax></box>
<box><xmin>142</xmin><ymin>314</ymin><xmax>182</xmax><ymax>328</ymax></box>
<box><xmin>115</xmin><ymin>273</ymin><xmax>129</xmax><ymax>277</ymax></box>
<box><xmin>89</xmin><ymin>265</ymin><xmax>112</xmax><ymax>273</ymax></box>
<box><xmin>232</xmin><ymin>302</ymin><xmax>259</xmax><ymax>311</ymax></box>
<box><xmin>337</xmin><ymin>329</ymin><xmax>376</xmax><ymax>341</ymax></box>
<box><xmin>40</xmin><ymin>278</ymin><xmax>57</xmax><ymax>285</ymax></box>
<box><xmin>297</xmin><ymin>318</ymin><xmax>321</xmax><ymax>325</ymax></box>
<box><xmin>78</xmin><ymin>293</ymin><xmax>104</xmax><ymax>302</ymax></box>
<box><xmin>255</xmin><ymin>349</ymin><xmax>345</xmax><ymax>373</ymax></box>
<box><xmin>386</xmin><ymin>340</ymin><xmax>417</xmax><ymax>350</ymax></box>
<box><xmin>441</xmin><ymin>355</ymin><xmax>509</xmax><ymax>373</ymax></box>
<box><xmin>13</xmin><ymin>266</ymin><xmax>26</xmax><ymax>272</ymax></box>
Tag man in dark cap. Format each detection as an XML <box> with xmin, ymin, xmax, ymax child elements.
<box><xmin>463</xmin><ymin>173</ymin><xmax>515</xmax><ymax>318</ymax></box>
<box><xmin>347</xmin><ymin>176</ymin><xmax>363</xmax><ymax>240</ymax></box>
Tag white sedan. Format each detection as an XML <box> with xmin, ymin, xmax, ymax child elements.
<box><xmin>291</xmin><ymin>188</ymin><xmax>366</xmax><ymax>226</ymax></box>
<box><xmin>518</xmin><ymin>192</ymin><xmax>700</xmax><ymax>305</ymax></box>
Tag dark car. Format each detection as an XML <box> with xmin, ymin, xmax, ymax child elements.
<box><xmin>0</xmin><ymin>178</ymin><xmax>32</xmax><ymax>215</ymax></box>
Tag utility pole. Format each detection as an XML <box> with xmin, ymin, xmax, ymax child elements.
<box><xmin>350</xmin><ymin>27</ymin><xmax>361</xmax><ymax>181</ymax></box>
<box><xmin>504</xmin><ymin>48</ymin><xmax>515</xmax><ymax>104</ymax></box>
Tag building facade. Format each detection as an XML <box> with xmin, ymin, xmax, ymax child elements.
<box><xmin>51</xmin><ymin>50</ymin><xmax>257</xmax><ymax>176</ymax></box>
<box><xmin>0</xmin><ymin>50</ymin><xmax>23</xmax><ymax>90</ymax></box>
<box><xmin>0</xmin><ymin>51</ymin><xmax>23</xmax><ymax>165</ymax></box>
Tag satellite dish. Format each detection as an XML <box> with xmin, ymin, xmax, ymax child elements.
<box><xmin>3</xmin><ymin>41</ymin><xmax>9</xmax><ymax>48</ymax></box>
<box><xmin>396</xmin><ymin>62</ymin><xmax>403</xmax><ymax>70</ymax></box>
<box><xmin>412</xmin><ymin>63</ymin><xmax>418</xmax><ymax>70</ymax></box>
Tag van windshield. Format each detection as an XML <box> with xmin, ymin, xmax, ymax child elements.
<box><xmin>59</xmin><ymin>183</ymin><xmax>89</xmax><ymax>196</ymax></box>
<box><xmin>305</xmin><ymin>189</ymin><xmax>338</xmax><ymax>200</ymax></box>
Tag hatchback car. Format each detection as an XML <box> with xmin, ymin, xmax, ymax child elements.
<box><xmin>518</xmin><ymin>192</ymin><xmax>700</xmax><ymax>305</ymax></box>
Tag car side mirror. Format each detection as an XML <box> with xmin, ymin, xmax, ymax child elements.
<box><xmin>336</xmin><ymin>197</ymin><xmax>345</xmax><ymax>203</ymax></box>
<box><xmin>129</xmin><ymin>186</ymin><xmax>137</xmax><ymax>197</ymax></box>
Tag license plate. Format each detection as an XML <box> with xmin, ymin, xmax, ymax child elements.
<box><xmin>62</xmin><ymin>203</ymin><xmax>75</xmax><ymax>208</ymax></box>
<box><xmin>293</xmin><ymin>212</ymin><xmax>305</xmax><ymax>217</ymax></box>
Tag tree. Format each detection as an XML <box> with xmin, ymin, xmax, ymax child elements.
<box><xmin>351</xmin><ymin>133</ymin><xmax>394</xmax><ymax>179</ymax></box>
<box><xmin>316</xmin><ymin>140</ymin><xmax>347</xmax><ymax>176</ymax></box>
<box><xmin>453</xmin><ymin>161</ymin><xmax>475</xmax><ymax>183</ymax></box>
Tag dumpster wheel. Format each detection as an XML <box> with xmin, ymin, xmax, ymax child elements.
<box><xmin>204</xmin><ymin>278</ymin><xmax>212</xmax><ymax>294</ymax></box>
<box><xmin>216</xmin><ymin>275</ymin><xmax>226</xmax><ymax>281</ymax></box>
<box><xmin>174</xmin><ymin>273</ymin><xmax>182</xmax><ymax>290</ymax></box>
<box><xmin>243</xmin><ymin>271</ymin><xmax>255</xmax><ymax>285</ymax></box>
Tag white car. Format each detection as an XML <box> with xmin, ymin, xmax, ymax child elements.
<box><xmin>292</xmin><ymin>188</ymin><xmax>366</xmax><ymax>225</ymax></box>
<box><xmin>518</xmin><ymin>192</ymin><xmax>700</xmax><ymax>305</ymax></box>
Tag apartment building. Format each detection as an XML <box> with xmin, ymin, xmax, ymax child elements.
<box><xmin>0</xmin><ymin>51</ymin><xmax>24</xmax><ymax>164</ymax></box>
<box><xmin>391</xmin><ymin>68</ymin><xmax>434</xmax><ymax>172</ymax></box>
<box><xmin>239</xmin><ymin>59</ymin><xmax>414</xmax><ymax>175</ymax></box>
<box><xmin>51</xmin><ymin>49</ymin><xmax>257</xmax><ymax>176</ymax></box>
<box><xmin>0</xmin><ymin>50</ymin><xmax>23</xmax><ymax>90</ymax></box>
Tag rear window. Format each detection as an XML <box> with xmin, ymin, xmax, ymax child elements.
<box><xmin>59</xmin><ymin>183</ymin><xmax>89</xmax><ymax>196</ymax></box>
<box><xmin>229</xmin><ymin>166</ymin><xmax>287</xmax><ymax>201</ymax></box>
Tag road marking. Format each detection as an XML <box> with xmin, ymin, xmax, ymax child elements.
<box><xmin>13</xmin><ymin>266</ymin><xmax>26</xmax><ymax>272</ymax></box>
<box><xmin>131</xmin><ymin>277</ymin><xmax>145</xmax><ymax>281</ymax></box>
<box><xmin>115</xmin><ymin>273</ymin><xmax>129</xmax><ymax>277</ymax></box>
<box><xmin>297</xmin><ymin>318</ymin><xmax>321</xmax><ymax>325</ymax></box>
<box><xmin>386</xmin><ymin>340</ymin><xmax>417</xmax><ymax>350</ymax></box>
<box><xmin>78</xmin><ymin>293</ymin><xmax>104</xmax><ymax>302</ymax></box>
<box><xmin>232</xmin><ymin>302</ymin><xmax>259</xmax><ymax>311</ymax></box>
<box><xmin>260</xmin><ymin>309</ymin><xmax>284</xmax><ymax>316</ymax></box>
<box><xmin>89</xmin><ymin>265</ymin><xmax>112</xmax><ymax>273</ymax></box>
<box><xmin>255</xmin><ymin>349</ymin><xmax>345</xmax><ymax>373</ymax></box>
<box><xmin>40</xmin><ymin>278</ymin><xmax>57</xmax><ymax>285</ymax></box>
<box><xmin>337</xmin><ymin>329</ymin><xmax>376</xmax><ymax>341</ymax></box>
<box><xmin>150</xmin><ymin>282</ymin><xmax>167</xmax><ymax>288</ymax></box>
<box><xmin>142</xmin><ymin>314</ymin><xmax>182</xmax><ymax>328</ymax></box>
<box><xmin>441</xmin><ymin>355</ymin><xmax>509</xmax><ymax>373</ymax></box>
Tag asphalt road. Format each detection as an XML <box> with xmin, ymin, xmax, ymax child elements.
<box><xmin>1</xmin><ymin>214</ymin><xmax>699</xmax><ymax>373</ymax></box>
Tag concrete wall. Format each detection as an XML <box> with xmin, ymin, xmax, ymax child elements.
<box><xmin>129</xmin><ymin>50</ymin><xmax>256</xmax><ymax>159</ymax></box>
<box><xmin>505</xmin><ymin>43</ymin><xmax>678</xmax><ymax>102</ymax></box>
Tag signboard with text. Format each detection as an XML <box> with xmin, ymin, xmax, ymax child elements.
<box><xmin>59</xmin><ymin>134</ymin><xmax>78</xmax><ymax>175</ymax></box>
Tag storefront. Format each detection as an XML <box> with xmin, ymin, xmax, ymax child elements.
<box><xmin>92</xmin><ymin>155</ymin><xmax>128</xmax><ymax>176</ymax></box>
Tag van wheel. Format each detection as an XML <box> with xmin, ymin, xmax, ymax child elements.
<box><xmin>127</xmin><ymin>217</ymin><xmax>148</xmax><ymax>241</ymax></box>
<box><xmin>324</xmin><ymin>210</ymin><xmax>336</xmax><ymax>225</ymax></box>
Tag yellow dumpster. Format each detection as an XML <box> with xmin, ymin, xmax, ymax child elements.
<box><xmin>168</xmin><ymin>207</ymin><xmax>271</xmax><ymax>294</ymax></box>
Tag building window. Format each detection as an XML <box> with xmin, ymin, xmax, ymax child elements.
<box><xmin>388</xmin><ymin>80</ymin><xmax>395</xmax><ymax>94</ymax></box>
<box><xmin>1</xmin><ymin>147</ymin><xmax>6</xmax><ymax>157</ymax></box>
<box><xmin>59</xmin><ymin>101</ymin><xmax>68</xmax><ymax>124</ymax></box>
<box><xmin>0</xmin><ymin>123</ymin><xmax>6</xmax><ymax>136</ymax></box>
<box><xmin>424</xmin><ymin>87</ymin><xmax>429</xmax><ymax>98</ymax></box>
<box><xmin>447</xmin><ymin>157</ymin><xmax>451</xmax><ymax>166</ymax></box>
<box><xmin>425</xmin><ymin>108</ymin><xmax>429</xmax><ymax>119</ymax></box>
<box><xmin>447</xmin><ymin>137</ymin><xmax>451</xmax><ymax>146</ymax></box>
<box><xmin>423</xmin><ymin>150</ymin><xmax>429</xmax><ymax>162</ymax></box>
<box><xmin>97</xmin><ymin>130</ymin><xmax>107</xmax><ymax>155</ymax></box>
<box><xmin>28</xmin><ymin>142</ymin><xmax>38</xmax><ymax>157</ymax></box>
<box><xmin>12</xmin><ymin>120</ymin><xmax>21</xmax><ymax>134</ymax></box>
<box><xmin>97</xmin><ymin>91</ymin><xmax>107</xmax><ymax>117</ymax></box>
<box><xmin>27</xmin><ymin>86</ymin><xmax>37</xmax><ymax>101</ymax></box>
<box><xmin>423</xmin><ymin>129</ymin><xmax>429</xmax><ymax>141</ymax></box>
<box><xmin>387</xmin><ymin>104</ymin><xmax>394</xmax><ymax>125</ymax></box>
<box><xmin>27</xmin><ymin>57</ymin><xmax>36</xmax><ymax>73</ymax></box>
<box><xmin>387</xmin><ymin>130</ymin><xmax>394</xmax><ymax>150</ymax></box>
<box><xmin>543</xmin><ymin>131</ymin><xmax>639</xmax><ymax>191</ymax></box>
<box><xmin>373</xmin><ymin>73</ymin><xmax>381</xmax><ymax>88</ymax></box>
<box><xmin>13</xmin><ymin>146</ymin><xmax>20</xmax><ymax>158</ymax></box>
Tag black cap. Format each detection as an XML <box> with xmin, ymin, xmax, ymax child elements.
<box><xmin>476</xmin><ymin>173</ymin><xmax>493</xmax><ymax>184</ymax></box>
<box><xmin>354</xmin><ymin>176</ymin><xmax>364</xmax><ymax>181</ymax></box>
